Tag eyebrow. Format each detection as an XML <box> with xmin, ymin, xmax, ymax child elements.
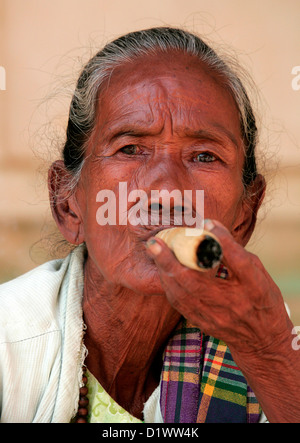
<box><xmin>108</xmin><ymin>128</ymin><xmax>153</xmax><ymax>143</ymax></box>
<box><xmin>184</xmin><ymin>126</ymin><xmax>240</xmax><ymax>150</ymax></box>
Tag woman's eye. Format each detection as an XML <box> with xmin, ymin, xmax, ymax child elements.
<box><xmin>194</xmin><ymin>152</ymin><xmax>216</xmax><ymax>163</ymax></box>
<box><xmin>120</xmin><ymin>145</ymin><xmax>139</xmax><ymax>155</ymax></box>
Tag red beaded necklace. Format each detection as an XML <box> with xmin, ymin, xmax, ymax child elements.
<box><xmin>74</xmin><ymin>366</ymin><xmax>89</xmax><ymax>423</ymax></box>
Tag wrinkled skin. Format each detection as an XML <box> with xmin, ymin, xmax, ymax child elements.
<box><xmin>49</xmin><ymin>51</ymin><xmax>300</xmax><ymax>422</ymax></box>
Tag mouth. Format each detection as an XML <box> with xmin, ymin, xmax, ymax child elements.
<box><xmin>125</xmin><ymin>196</ymin><xmax>202</xmax><ymax>242</ymax></box>
<box><xmin>133</xmin><ymin>224</ymin><xmax>186</xmax><ymax>243</ymax></box>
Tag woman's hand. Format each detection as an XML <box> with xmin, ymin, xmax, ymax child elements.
<box><xmin>146</xmin><ymin>219</ymin><xmax>300</xmax><ymax>422</ymax></box>
<box><xmin>146</xmin><ymin>219</ymin><xmax>290</xmax><ymax>356</ymax></box>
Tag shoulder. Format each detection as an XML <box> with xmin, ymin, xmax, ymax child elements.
<box><xmin>0</xmin><ymin>253</ymin><xmax>71</xmax><ymax>344</ymax></box>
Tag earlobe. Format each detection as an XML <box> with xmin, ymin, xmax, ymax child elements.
<box><xmin>232</xmin><ymin>174</ymin><xmax>266</xmax><ymax>246</ymax></box>
<box><xmin>48</xmin><ymin>160</ymin><xmax>85</xmax><ymax>245</ymax></box>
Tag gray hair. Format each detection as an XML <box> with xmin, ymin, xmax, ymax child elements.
<box><xmin>63</xmin><ymin>27</ymin><xmax>258</xmax><ymax>189</ymax></box>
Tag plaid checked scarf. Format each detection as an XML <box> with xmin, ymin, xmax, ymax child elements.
<box><xmin>160</xmin><ymin>265</ymin><xmax>261</xmax><ymax>423</ymax></box>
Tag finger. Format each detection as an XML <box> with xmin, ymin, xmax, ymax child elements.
<box><xmin>145</xmin><ymin>237</ymin><xmax>188</xmax><ymax>277</ymax></box>
<box><xmin>145</xmin><ymin>237</ymin><xmax>212</xmax><ymax>317</ymax></box>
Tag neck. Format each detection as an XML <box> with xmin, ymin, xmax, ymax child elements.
<box><xmin>82</xmin><ymin>257</ymin><xmax>181</xmax><ymax>418</ymax></box>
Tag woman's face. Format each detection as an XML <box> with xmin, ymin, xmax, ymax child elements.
<box><xmin>75</xmin><ymin>52</ymin><xmax>249</xmax><ymax>295</ymax></box>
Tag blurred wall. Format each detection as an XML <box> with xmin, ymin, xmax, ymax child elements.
<box><xmin>0</xmin><ymin>0</ymin><xmax>300</xmax><ymax>321</ymax></box>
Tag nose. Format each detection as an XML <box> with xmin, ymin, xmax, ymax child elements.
<box><xmin>146</xmin><ymin>188</ymin><xmax>186</xmax><ymax>226</ymax></box>
<box><xmin>137</xmin><ymin>155</ymin><xmax>194</xmax><ymax>226</ymax></box>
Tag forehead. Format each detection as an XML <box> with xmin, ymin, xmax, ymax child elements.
<box><xmin>94</xmin><ymin>51</ymin><xmax>242</xmax><ymax>143</ymax></box>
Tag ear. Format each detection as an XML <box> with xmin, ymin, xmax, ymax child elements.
<box><xmin>232</xmin><ymin>174</ymin><xmax>266</xmax><ymax>246</ymax></box>
<box><xmin>48</xmin><ymin>160</ymin><xmax>85</xmax><ymax>245</ymax></box>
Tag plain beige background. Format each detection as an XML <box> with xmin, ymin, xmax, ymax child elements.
<box><xmin>0</xmin><ymin>0</ymin><xmax>300</xmax><ymax>322</ymax></box>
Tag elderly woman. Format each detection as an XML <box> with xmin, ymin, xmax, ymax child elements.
<box><xmin>1</xmin><ymin>27</ymin><xmax>299</xmax><ymax>424</ymax></box>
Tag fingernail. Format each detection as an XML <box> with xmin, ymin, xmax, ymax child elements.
<box><xmin>204</xmin><ymin>219</ymin><xmax>215</xmax><ymax>231</ymax></box>
<box><xmin>146</xmin><ymin>239</ymin><xmax>162</xmax><ymax>255</ymax></box>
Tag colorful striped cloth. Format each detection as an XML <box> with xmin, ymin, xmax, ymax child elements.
<box><xmin>160</xmin><ymin>266</ymin><xmax>261</xmax><ymax>423</ymax></box>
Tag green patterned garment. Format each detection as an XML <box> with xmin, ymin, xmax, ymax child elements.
<box><xmin>85</xmin><ymin>369</ymin><xmax>142</xmax><ymax>423</ymax></box>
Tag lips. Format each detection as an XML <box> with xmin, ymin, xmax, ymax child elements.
<box><xmin>132</xmin><ymin>223</ymin><xmax>184</xmax><ymax>242</ymax></box>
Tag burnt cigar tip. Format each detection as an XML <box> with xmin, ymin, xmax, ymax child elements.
<box><xmin>196</xmin><ymin>235</ymin><xmax>222</xmax><ymax>269</ymax></box>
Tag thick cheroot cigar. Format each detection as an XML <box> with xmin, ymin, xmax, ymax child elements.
<box><xmin>155</xmin><ymin>227</ymin><xmax>222</xmax><ymax>271</ymax></box>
